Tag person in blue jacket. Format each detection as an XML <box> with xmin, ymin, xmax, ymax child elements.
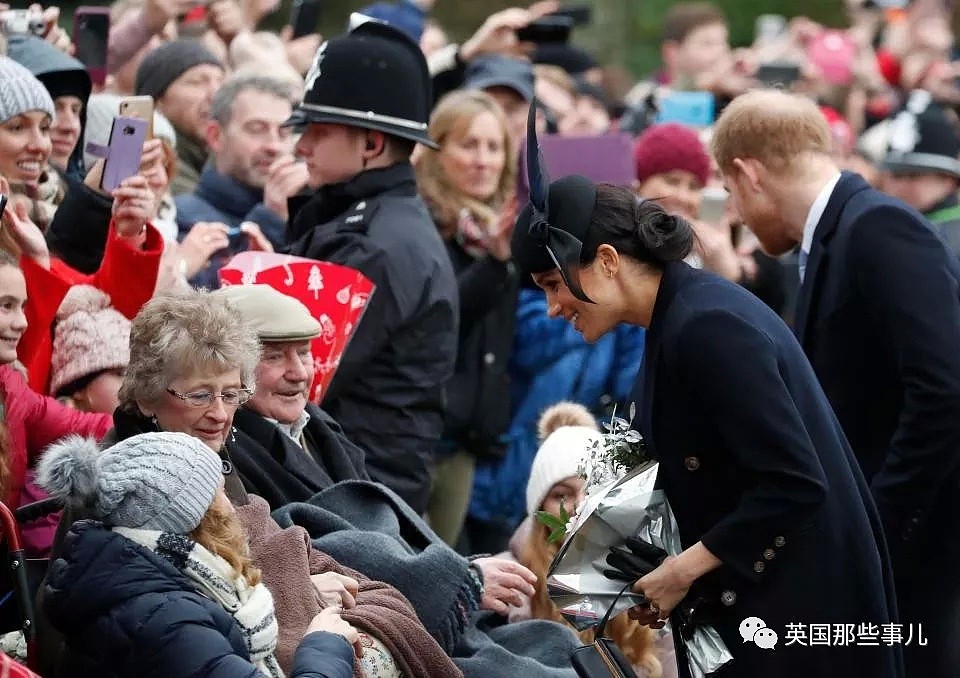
<box><xmin>466</xmin><ymin>286</ymin><xmax>644</xmax><ymax>551</ymax></box>
<box><xmin>39</xmin><ymin>432</ymin><xmax>359</xmax><ymax>678</ymax></box>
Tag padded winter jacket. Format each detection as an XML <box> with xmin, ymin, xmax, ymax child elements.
<box><xmin>44</xmin><ymin>521</ymin><xmax>355</xmax><ymax>678</ymax></box>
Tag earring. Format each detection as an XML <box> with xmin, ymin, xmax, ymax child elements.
<box><xmin>150</xmin><ymin>414</ymin><xmax>158</xmax><ymax>429</ymax></box>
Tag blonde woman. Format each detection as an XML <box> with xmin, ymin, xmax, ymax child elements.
<box><xmin>39</xmin><ymin>431</ymin><xmax>361</xmax><ymax>677</ymax></box>
<box><xmin>515</xmin><ymin>402</ymin><xmax>668</xmax><ymax>678</ymax></box>
<box><xmin>416</xmin><ymin>89</ymin><xmax>520</xmax><ymax>547</ymax></box>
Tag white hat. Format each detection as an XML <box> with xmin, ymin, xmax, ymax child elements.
<box><xmin>526</xmin><ymin>402</ymin><xmax>600</xmax><ymax>516</ymax></box>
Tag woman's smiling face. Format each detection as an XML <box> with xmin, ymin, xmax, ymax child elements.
<box><xmin>532</xmin><ymin>250</ymin><xmax>626</xmax><ymax>343</ymax></box>
<box><xmin>0</xmin><ymin>111</ymin><xmax>52</xmax><ymax>184</ymax></box>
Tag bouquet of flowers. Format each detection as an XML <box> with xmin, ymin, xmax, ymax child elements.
<box><xmin>539</xmin><ymin>406</ymin><xmax>732</xmax><ymax>678</ymax></box>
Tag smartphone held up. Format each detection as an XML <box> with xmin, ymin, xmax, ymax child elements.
<box><xmin>73</xmin><ymin>6</ymin><xmax>111</xmax><ymax>87</ymax></box>
<box><xmin>96</xmin><ymin>116</ymin><xmax>148</xmax><ymax>193</ymax></box>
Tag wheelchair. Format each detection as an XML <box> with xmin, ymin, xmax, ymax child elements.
<box><xmin>0</xmin><ymin>497</ymin><xmax>63</xmax><ymax>675</ymax></box>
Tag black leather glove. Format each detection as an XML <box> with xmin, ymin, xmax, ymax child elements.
<box><xmin>602</xmin><ymin>536</ymin><xmax>669</xmax><ymax>583</ymax></box>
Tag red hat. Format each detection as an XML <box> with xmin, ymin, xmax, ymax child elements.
<box><xmin>633</xmin><ymin>123</ymin><xmax>711</xmax><ymax>186</ymax></box>
<box><xmin>819</xmin><ymin>106</ymin><xmax>854</xmax><ymax>154</ymax></box>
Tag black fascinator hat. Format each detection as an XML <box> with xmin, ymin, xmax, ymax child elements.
<box><xmin>511</xmin><ymin>98</ymin><xmax>598</xmax><ymax>303</ymax></box>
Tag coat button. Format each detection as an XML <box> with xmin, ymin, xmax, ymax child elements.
<box><xmin>763</xmin><ymin>549</ymin><xmax>776</xmax><ymax>560</ymax></box>
<box><xmin>720</xmin><ymin>590</ymin><xmax>737</xmax><ymax>606</ymax></box>
<box><xmin>754</xmin><ymin>561</ymin><xmax>765</xmax><ymax>573</ymax></box>
<box><xmin>484</xmin><ymin>352</ymin><xmax>495</xmax><ymax>366</ymax></box>
<box><xmin>684</xmin><ymin>456</ymin><xmax>701</xmax><ymax>471</ymax></box>
<box><xmin>774</xmin><ymin>536</ymin><xmax>785</xmax><ymax>547</ymax></box>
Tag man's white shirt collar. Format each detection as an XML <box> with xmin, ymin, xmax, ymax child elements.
<box><xmin>267</xmin><ymin>409</ymin><xmax>311</xmax><ymax>444</ymax></box>
<box><xmin>801</xmin><ymin>172</ymin><xmax>843</xmax><ymax>257</ymax></box>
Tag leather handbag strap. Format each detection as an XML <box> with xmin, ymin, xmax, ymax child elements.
<box><xmin>596</xmin><ymin>580</ymin><xmax>635</xmax><ymax>638</ymax></box>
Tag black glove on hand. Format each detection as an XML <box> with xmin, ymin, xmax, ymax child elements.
<box><xmin>602</xmin><ymin>536</ymin><xmax>669</xmax><ymax>583</ymax></box>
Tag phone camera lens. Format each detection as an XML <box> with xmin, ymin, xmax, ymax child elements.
<box><xmin>123</xmin><ymin>126</ymin><xmax>134</xmax><ymax>136</ymax></box>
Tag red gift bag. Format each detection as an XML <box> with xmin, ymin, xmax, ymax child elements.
<box><xmin>219</xmin><ymin>252</ymin><xmax>375</xmax><ymax>403</ymax></box>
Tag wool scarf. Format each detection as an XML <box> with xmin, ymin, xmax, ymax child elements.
<box><xmin>113</xmin><ymin>526</ymin><xmax>284</xmax><ymax>678</ymax></box>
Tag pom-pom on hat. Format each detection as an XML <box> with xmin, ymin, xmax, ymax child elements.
<box><xmin>38</xmin><ymin>432</ymin><xmax>224</xmax><ymax>533</ymax></box>
<box><xmin>526</xmin><ymin>402</ymin><xmax>600</xmax><ymax>516</ymax></box>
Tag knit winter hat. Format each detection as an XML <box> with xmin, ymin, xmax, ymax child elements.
<box><xmin>633</xmin><ymin>122</ymin><xmax>711</xmax><ymax>187</ymax></box>
<box><xmin>135</xmin><ymin>40</ymin><xmax>224</xmax><ymax>100</ymax></box>
<box><xmin>38</xmin><ymin>432</ymin><xmax>224</xmax><ymax>533</ymax></box>
<box><xmin>0</xmin><ymin>56</ymin><xmax>55</xmax><ymax>124</ymax></box>
<box><xmin>526</xmin><ymin>402</ymin><xmax>601</xmax><ymax>516</ymax></box>
<box><xmin>49</xmin><ymin>286</ymin><xmax>131</xmax><ymax>398</ymax></box>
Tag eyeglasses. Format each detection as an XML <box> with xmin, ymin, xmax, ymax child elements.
<box><xmin>166</xmin><ymin>388</ymin><xmax>253</xmax><ymax>408</ymax></box>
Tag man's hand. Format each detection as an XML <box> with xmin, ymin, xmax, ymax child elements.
<box><xmin>459</xmin><ymin>1</ymin><xmax>559</xmax><ymax>62</ymax></box>
<box><xmin>280</xmin><ymin>25</ymin><xmax>323</xmax><ymax>75</ymax></box>
<box><xmin>111</xmin><ymin>175</ymin><xmax>155</xmax><ymax>240</ymax></box>
<box><xmin>311</xmin><ymin>572</ymin><xmax>360</xmax><ymax>610</ymax></box>
<box><xmin>240</xmin><ymin>221</ymin><xmax>273</xmax><ymax>252</ymax></box>
<box><xmin>472</xmin><ymin>557</ymin><xmax>537</xmax><ymax>615</ymax></box>
<box><xmin>263</xmin><ymin>156</ymin><xmax>309</xmax><ymax>221</ymax></box>
<box><xmin>240</xmin><ymin>0</ymin><xmax>280</xmax><ymax>28</ymax></box>
<box><xmin>178</xmin><ymin>222</ymin><xmax>231</xmax><ymax>278</ymax></box>
<box><xmin>144</xmin><ymin>0</ymin><xmax>196</xmax><ymax>30</ymax></box>
<box><xmin>206</xmin><ymin>0</ymin><xmax>245</xmax><ymax>43</ymax></box>
<box><xmin>28</xmin><ymin>4</ymin><xmax>73</xmax><ymax>54</ymax></box>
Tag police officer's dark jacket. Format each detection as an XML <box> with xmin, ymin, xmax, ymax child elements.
<box><xmin>285</xmin><ymin>163</ymin><xmax>458</xmax><ymax>513</ymax></box>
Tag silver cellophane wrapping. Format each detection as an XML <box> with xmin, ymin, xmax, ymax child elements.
<box><xmin>546</xmin><ymin>461</ymin><xmax>733</xmax><ymax>677</ymax></box>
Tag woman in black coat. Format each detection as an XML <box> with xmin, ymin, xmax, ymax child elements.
<box><xmin>510</xmin><ymin>171</ymin><xmax>903</xmax><ymax>677</ymax></box>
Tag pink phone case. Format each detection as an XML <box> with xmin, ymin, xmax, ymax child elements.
<box><xmin>99</xmin><ymin>117</ymin><xmax>147</xmax><ymax>192</ymax></box>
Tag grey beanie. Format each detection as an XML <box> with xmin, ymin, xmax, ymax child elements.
<box><xmin>135</xmin><ymin>39</ymin><xmax>224</xmax><ymax>99</ymax></box>
<box><xmin>0</xmin><ymin>56</ymin><xmax>55</xmax><ymax>124</ymax></box>
<box><xmin>38</xmin><ymin>432</ymin><xmax>224</xmax><ymax>534</ymax></box>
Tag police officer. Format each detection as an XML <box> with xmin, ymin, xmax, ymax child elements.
<box><xmin>881</xmin><ymin>90</ymin><xmax>960</xmax><ymax>259</ymax></box>
<box><xmin>283</xmin><ymin>18</ymin><xmax>458</xmax><ymax>514</ymax></box>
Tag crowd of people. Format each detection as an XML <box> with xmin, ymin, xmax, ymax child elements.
<box><xmin>0</xmin><ymin>0</ymin><xmax>959</xmax><ymax>676</ymax></box>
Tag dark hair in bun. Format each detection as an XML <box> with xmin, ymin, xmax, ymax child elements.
<box><xmin>582</xmin><ymin>184</ymin><xmax>694</xmax><ymax>267</ymax></box>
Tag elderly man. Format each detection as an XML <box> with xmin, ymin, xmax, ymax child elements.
<box><xmin>213</xmin><ymin>284</ymin><xmax>368</xmax><ymax>509</ymax></box>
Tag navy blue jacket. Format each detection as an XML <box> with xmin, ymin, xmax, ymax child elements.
<box><xmin>175</xmin><ymin>165</ymin><xmax>288</xmax><ymax>288</ymax></box>
<box><xmin>285</xmin><ymin>164</ymin><xmax>458</xmax><ymax>513</ymax></box>
<box><xmin>636</xmin><ymin>262</ymin><xmax>902</xmax><ymax>678</ymax></box>
<box><xmin>795</xmin><ymin>173</ymin><xmax>960</xmax><ymax>570</ymax></box>
<box><xmin>43</xmin><ymin>521</ymin><xmax>355</xmax><ymax>678</ymax></box>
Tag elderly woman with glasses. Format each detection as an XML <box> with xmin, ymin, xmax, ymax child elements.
<box><xmin>101</xmin><ymin>289</ymin><xmax>260</xmax><ymax>498</ymax></box>
<box><xmin>39</xmin><ymin>288</ymin><xmax>467</xmax><ymax>678</ymax></box>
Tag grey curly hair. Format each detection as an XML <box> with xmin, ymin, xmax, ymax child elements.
<box><xmin>118</xmin><ymin>288</ymin><xmax>261</xmax><ymax>412</ymax></box>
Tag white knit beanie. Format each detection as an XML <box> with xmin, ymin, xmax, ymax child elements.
<box><xmin>525</xmin><ymin>402</ymin><xmax>601</xmax><ymax>516</ymax></box>
<box><xmin>49</xmin><ymin>286</ymin><xmax>131</xmax><ymax>397</ymax></box>
<box><xmin>0</xmin><ymin>56</ymin><xmax>55</xmax><ymax>124</ymax></box>
<box><xmin>38</xmin><ymin>432</ymin><xmax>224</xmax><ymax>533</ymax></box>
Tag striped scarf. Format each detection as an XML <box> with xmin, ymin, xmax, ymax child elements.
<box><xmin>114</xmin><ymin>527</ymin><xmax>284</xmax><ymax>678</ymax></box>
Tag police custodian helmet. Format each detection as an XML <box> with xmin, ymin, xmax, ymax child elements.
<box><xmin>283</xmin><ymin>16</ymin><xmax>438</xmax><ymax>149</ymax></box>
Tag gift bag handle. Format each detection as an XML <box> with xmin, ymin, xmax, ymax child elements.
<box><xmin>595</xmin><ymin>580</ymin><xmax>635</xmax><ymax>638</ymax></box>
